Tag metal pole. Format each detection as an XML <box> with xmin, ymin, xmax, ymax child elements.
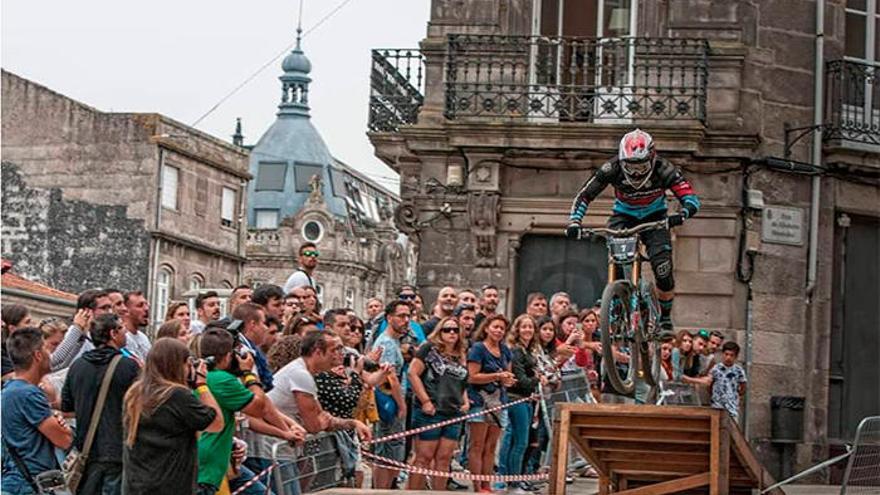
<box><xmin>806</xmin><ymin>0</ymin><xmax>824</xmax><ymax>302</ymax></box>
<box><xmin>744</xmin><ymin>282</ymin><xmax>753</xmax><ymax>438</ymax></box>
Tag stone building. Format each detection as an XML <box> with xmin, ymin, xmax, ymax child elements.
<box><xmin>243</xmin><ymin>34</ymin><xmax>415</xmax><ymax>309</ymax></box>
<box><xmin>367</xmin><ymin>0</ymin><xmax>880</xmax><ymax>480</ymax></box>
<box><xmin>1</xmin><ymin>259</ymin><xmax>76</xmax><ymax>321</ymax></box>
<box><xmin>1</xmin><ymin>70</ymin><xmax>250</xmax><ymax>328</ymax></box>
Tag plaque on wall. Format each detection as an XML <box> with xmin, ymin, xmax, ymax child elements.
<box><xmin>761</xmin><ymin>205</ymin><xmax>805</xmax><ymax>246</ymax></box>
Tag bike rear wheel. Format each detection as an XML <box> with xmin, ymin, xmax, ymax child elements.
<box><xmin>600</xmin><ymin>280</ymin><xmax>638</xmax><ymax>396</ymax></box>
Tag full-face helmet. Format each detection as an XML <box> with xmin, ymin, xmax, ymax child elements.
<box><xmin>618</xmin><ymin>128</ymin><xmax>656</xmax><ymax>187</ymax></box>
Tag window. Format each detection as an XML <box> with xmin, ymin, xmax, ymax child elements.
<box><xmin>188</xmin><ymin>275</ymin><xmax>203</xmax><ymax>316</ymax></box>
<box><xmin>161</xmin><ymin>165</ymin><xmax>179</xmax><ymax>210</ymax></box>
<box><xmin>221</xmin><ymin>187</ymin><xmax>236</xmax><ymax>227</ymax></box>
<box><xmin>846</xmin><ymin>0</ymin><xmax>880</xmax><ymax>62</ymax></box>
<box><xmin>255</xmin><ymin>209</ymin><xmax>279</xmax><ymax>229</ymax></box>
<box><xmin>345</xmin><ymin>288</ymin><xmax>355</xmax><ymax>309</ymax></box>
<box><xmin>294</xmin><ymin>163</ymin><xmax>324</xmax><ymax>192</ymax></box>
<box><xmin>155</xmin><ymin>267</ymin><xmax>172</xmax><ymax>325</ymax></box>
<box><xmin>256</xmin><ymin>162</ymin><xmax>286</xmax><ymax>191</ymax></box>
<box><xmin>302</xmin><ymin>220</ymin><xmax>324</xmax><ymax>242</ymax></box>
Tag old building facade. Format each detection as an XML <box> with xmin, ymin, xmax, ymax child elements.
<box><xmin>243</xmin><ymin>35</ymin><xmax>415</xmax><ymax>308</ymax></box>
<box><xmin>1</xmin><ymin>70</ymin><xmax>250</xmax><ymax>327</ymax></box>
<box><xmin>367</xmin><ymin>0</ymin><xmax>880</xmax><ymax>479</ymax></box>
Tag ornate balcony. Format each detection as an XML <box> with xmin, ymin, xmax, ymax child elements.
<box><xmin>444</xmin><ymin>35</ymin><xmax>708</xmax><ymax>124</ymax></box>
<box><xmin>825</xmin><ymin>59</ymin><xmax>880</xmax><ymax>147</ymax></box>
<box><xmin>368</xmin><ymin>49</ymin><xmax>425</xmax><ymax>132</ymax></box>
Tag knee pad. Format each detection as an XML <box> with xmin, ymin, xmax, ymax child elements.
<box><xmin>652</xmin><ymin>251</ymin><xmax>675</xmax><ymax>292</ymax></box>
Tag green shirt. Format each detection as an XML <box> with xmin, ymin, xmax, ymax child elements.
<box><xmin>197</xmin><ymin>369</ymin><xmax>255</xmax><ymax>487</ymax></box>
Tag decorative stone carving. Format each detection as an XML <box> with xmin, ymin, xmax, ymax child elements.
<box><xmin>468</xmin><ymin>160</ymin><xmax>500</xmax><ymax>191</ymax></box>
<box><xmin>308</xmin><ymin>174</ymin><xmax>323</xmax><ymax>204</ymax></box>
<box><xmin>394</xmin><ymin>200</ymin><xmax>420</xmax><ymax>234</ymax></box>
<box><xmin>468</xmin><ymin>191</ymin><xmax>500</xmax><ymax>267</ymax></box>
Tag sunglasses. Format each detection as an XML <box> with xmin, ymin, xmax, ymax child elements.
<box><xmin>440</xmin><ymin>326</ymin><xmax>460</xmax><ymax>334</ymax></box>
<box><xmin>302</xmin><ymin>250</ymin><xmax>319</xmax><ymax>258</ymax></box>
<box><xmin>39</xmin><ymin>317</ymin><xmax>60</xmax><ymax>327</ymax></box>
<box><xmin>399</xmin><ymin>294</ymin><xmax>416</xmax><ymax>301</ymax></box>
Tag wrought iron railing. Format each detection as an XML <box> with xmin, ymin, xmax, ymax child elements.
<box><xmin>368</xmin><ymin>49</ymin><xmax>425</xmax><ymax>132</ymax></box>
<box><xmin>444</xmin><ymin>35</ymin><xmax>708</xmax><ymax>123</ymax></box>
<box><xmin>825</xmin><ymin>59</ymin><xmax>880</xmax><ymax>146</ymax></box>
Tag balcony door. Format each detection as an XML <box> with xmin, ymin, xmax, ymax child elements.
<box><xmin>529</xmin><ymin>0</ymin><xmax>637</xmax><ymax>122</ymax></box>
<box><xmin>843</xmin><ymin>0</ymin><xmax>880</xmax><ymax>129</ymax></box>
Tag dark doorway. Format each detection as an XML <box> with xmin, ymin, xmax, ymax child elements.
<box><xmin>514</xmin><ymin>234</ymin><xmax>608</xmax><ymax>314</ymax></box>
<box><xmin>829</xmin><ymin>214</ymin><xmax>880</xmax><ymax>442</ymax></box>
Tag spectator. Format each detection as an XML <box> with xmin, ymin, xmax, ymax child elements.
<box><xmin>261</xmin><ymin>315</ymin><xmax>282</xmax><ymax>354</ymax></box>
<box><xmin>156</xmin><ymin>319</ymin><xmax>190</xmax><ymax>343</ymax></box>
<box><xmin>457</xmin><ymin>289</ymin><xmax>478</xmax><ymax>309</ymax></box>
<box><xmin>191</xmin><ymin>291</ymin><xmax>221</xmax><ymax>335</ymax></box>
<box><xmin>2</xmin><ymin>304</ymin><xmax>34</xmax><ymax>378</ymax></box>
<box><xmin>704</xmin><ymin>342</ymin><xmax>747</xmax><ymax>422</ymax></box>
<box><xmin>658</xmin><ymin>333</ymin><xmax>679</xmax><ymax>383</ymax></box>
<box><xmin>466</xmin><ymin>314</ymin><xmax>515</xmax><ymax>493</ymax></box>
<box><xmin>122</xmin><ymin>338</ymin><xmax>223</xmax><ymax>494</ymax></box>
<box><xmin>50</xmin><ymin>289</ymin><xmax>114</xmax><ymax>371</ymax></box>
<box><xmin>283</xmin><ymin>242</ymin><xmax>319</xmax><ymax>294</ymax></box>
<box><xmin>284</xmin><ymin>313</ymin><xmax>321</xmax><ymax>337</ymax></box>
<box><xmin>524</xmin><ymin>316</ymin><xmax>560</xmax><ymax>476</ymax></box>
<box><xmin>549</xmin><ymin>292</ymin><xmax>571</xmax><ymax>324</ymax></box>
<box><xmin>106</xmin><ymin>289</ymin><xmax>130</xmax><ymax>321</ymax></box>
<box><xmin>556</xmin><ymin>311</ymin><xmax>595</xmax><ymax>378</ymax></box>
<box><xmin>704</xmin><ymin>330</ymin><xmax>725</xmax><ymax>371</ymax></box>
<box><xmin>324</xmin><ymin>309</ymin><xmax>352</xmax><ymax>346</ymax></box>
<box><xmin>422</xmin><ymin>286</ymin><xmax>458</xmax><ymax>334</ymax></box>
<box><xmin>299</xmin><ymin>285</ymin><xmax>321</xmax><ymax>316</ymax></box>
<box><xmin>412</xmin><ymin>293</ymin><xmax>428</xmax><ymax>324</ymax></box>
<box><xmin>38</xmin><ymin>318</ymin><xmax>67</xmax><ymax>354</ymax></box>
<box><xmin>164</xmin><ymin>301</ymin><xmax>192</xmax><ymax>332</ymax></box>
<box><xmin>347</xmin><ymin>315</ymin><xmax>366</xmax><ymax>353</ymax></box>
<box><xmin>363</xmin><ymin>297</ymin><xmax>384</xmax><ymax>344</ymax></box>
<box><xmin>253</xmin><ymin>284</ymin><xmax>285</xmax><ymax>322</ymax></box>
<box><xmin>61</xmin><ymin>313</ymin><xmax>141</xmax><ymax>495</ymax></box>
<box><xmin>123</xmin><ymin>291</ymin><xmax>152</xmax><ymax>362</ymax></box>
<box><xmin>454</xmin><ymin>304</ymin><xmax>477</xmax><ymax>341</ymax></box>
<box><xmin>474</xmin><ymin>284</ymin><xmax>500</xmax><ymax>331</ymax></box>
<box><xmin>1</xmin><ymin>327</ymin><xmax>73</xmax><ymax>495</ymax></box>
<box><xmin>525</xmin><ymin>292</ymin><xmax>548</xmax><ymax>319</ymax></box>
<box><xmin>365</xmin><ymin>297</ymin><xmax>384</xmax><ymax>321</ymax></box>
<box><xmin>676</xmin><ymin>330</ymin><xmax>697</xmax><ymax>377</ymax></box>
<box><xmin>500</xmin><ymin>315</ymin><xmax>544</xmax><ymax>492</ymax></box>
<box><xmin>229</xmin><ymin>285</ymin><xmax>253</xmax><ymax>315</ymax></box>
<box><xmin>691</xmin><ymin>331</ymin><xmax>710</xmax><ymax>375</ymax></box>
<box><xmin>232</xmin><ymin>302</ymin><xmax>274</xmax><ymax>391</ymax></box>
<box><xmin>196</xmin><ymin>327</ymin><xmax>285</xmax><ymax>495</ymax></box>
<box><xmin>407</xmin><ymin>316</ymin><xmax>469</xmax><ymax>491</ymax></box>
<box><xmin>267</xmin><ymin>330</ymin><xmax>371</xmax><ymax>436</ymax></box>
<box><xmin>267</xmin><ymin>335</ymin><xmax>302</xmax><ymax>372</ymax></box>
<box><xmin>370</xmin><ymin>300</ymin><xmax>412</xmax><ymax>489</ymax></box>
<box><xmin>282</xmin><ymin>292</ymin><xmax>301</xmax><ymax>327</ymax></box>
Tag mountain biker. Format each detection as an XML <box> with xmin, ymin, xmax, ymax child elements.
<box><xmin>565</xmin><ymin>129</ymin><xmax>700</xmax><ymax>332</ymax></box>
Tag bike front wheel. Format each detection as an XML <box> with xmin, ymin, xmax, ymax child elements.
<box><xmin>600</xmin><ymin>280</ymin><xmax>638</xmax><ymax>396</ymax></box>
<box><xmin>638</xmin><ymin>280</ymin><xmax>662</xmax><ymax>388</ymax></box>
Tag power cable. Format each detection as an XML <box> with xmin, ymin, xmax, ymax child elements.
<box><xmin>190</xmin><ymin>0</ymin><xmax>358</xmax><ymax>128</ymax></box>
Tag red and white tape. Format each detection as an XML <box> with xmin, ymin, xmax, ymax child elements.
<box><xmin>363</xmin><ymin>394</ymin><xmax>539</xmax><ymax>446</ymax></box>
<box><xmin>361</xmin><ymin>451</ymin><xmax>550</xmax><ymax>482</ymax></box>
<box><xmin>230</xmin><ymin>462</ymin><xmax>276</xmax><ymax>495</ymax></box>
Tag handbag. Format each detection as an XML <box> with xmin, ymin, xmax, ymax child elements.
<box><xmin>62</xmin><ymin>354</ymin><xmax>122</xmax><ymax>493</ymax></box>
<box><xmin>2</xmin><ymin>429</ymin><xmax>70</xmax><ymax>495</ymax></box>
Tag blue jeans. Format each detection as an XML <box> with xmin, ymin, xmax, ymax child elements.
<box><xmin>79</xmin><ymin>461</ymin><xmax>122</xmax><ymax>495</ymax></box>
<box><xmin>229</xmin><ymin>463</ymin><xmax>274</xmax><ymax>495</ymax></box>
<box><xmin>498</xmin><ymin>402</ymin><xmax>533</xmax><ymax>477</ymax></box>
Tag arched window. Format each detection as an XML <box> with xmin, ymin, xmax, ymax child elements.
<box><xmin>156</xmin><ymin>267</ymin><xmax>172</xmax><ymax>325</ymax></box>
<box><xmin>189</xmin><ymin>274</ymin><xmax>204</xmax><ymax>316</ymax></box>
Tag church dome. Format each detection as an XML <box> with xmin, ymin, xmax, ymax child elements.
<box><xmin>282</xmin><ymin>48</ymin><xmax>311</xmax><ymax>74</ymax></box>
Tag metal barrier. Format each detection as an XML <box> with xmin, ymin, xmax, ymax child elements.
<box><xmin>759</xmin><ymin>415</ymin><xmax>880</xmax><ymax>494</ymax></box>
<box><xmin>841</xmin><ymin>415</ymin><xmax>880</xmax><ymax>495</ymax></box>
<box><xmin>270</xmin><ymin>432</ymin><xmax>349</xmax><ymax>495</ymax></box>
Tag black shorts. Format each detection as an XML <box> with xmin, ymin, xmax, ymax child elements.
<box><xmin>606</xmin><ymin>210</ymin><xmax>672</xmax><ymax>259</ymax></box>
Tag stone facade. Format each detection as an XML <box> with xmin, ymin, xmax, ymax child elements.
<box><xmin>1</xmin><ymin>70</ymin><xmax>250</xmax><ymax>327</ymax></box>
<box><xmin>368</xmin><ymin>0</ymin><xmax>880</xmax><ymax>479</ymax></box>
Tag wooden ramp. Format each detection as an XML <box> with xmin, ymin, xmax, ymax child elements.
<box><xmin>549</xmin><ymin>403</ymin><xmax>784</xmax><ymax>495</ymax></box>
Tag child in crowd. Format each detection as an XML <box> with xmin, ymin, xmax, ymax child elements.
<box><xmin>704</xmin><ymin>342</ymin><xmax>747</xmax><ymax>422</ymax></box>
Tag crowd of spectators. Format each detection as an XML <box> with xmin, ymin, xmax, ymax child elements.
<box><xmin>0</xmin><ymin>241</ymin><xmax>746</xmax><ymax>495</ymax></box>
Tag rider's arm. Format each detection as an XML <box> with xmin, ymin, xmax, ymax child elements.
<box><xmin>569</xmin><ymin>161</ymin><xmax>616</xmax><ymax>222</ymax></box>
<box><xmin>659</xmin><ymin>161</ymin><xmax>700</xmax><ymax>219</ymax></box>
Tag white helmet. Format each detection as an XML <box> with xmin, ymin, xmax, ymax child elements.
<box><xmin>618</xmin><ymin>128</ymin><xmax>656</xmax><ymax>187</ymax></box>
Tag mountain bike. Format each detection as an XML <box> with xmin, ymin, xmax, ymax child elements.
<box><xmin>578</xmin><ymin>219</ymin><xmax>670</xmax><ymax>396</ymax></box>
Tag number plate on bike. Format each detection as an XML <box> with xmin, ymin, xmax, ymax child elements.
<box><xmin>609</xmin><ymin>236</ymin><xmax>638</xmax><ymax>263</ymax></box>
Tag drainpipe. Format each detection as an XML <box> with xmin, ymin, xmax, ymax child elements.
<box><xmin>149</xmin><ymin>146</ymin><xmax>166</xmax><ymax>317</ymax></box>
<box><xmin>806</xmin><ymin>0</ymin><xmax>824</xmax><ymax>302</ymax></box>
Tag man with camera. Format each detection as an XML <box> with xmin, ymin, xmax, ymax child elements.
<box><xmin>196</xmin><ymin>327</ymin><xmax>298</xmax><ymax>495</ymax></box>
<box><xmin>2</xmin><ymin>327</ymin><xmax>73</xmax><ymax>495</ymax></box>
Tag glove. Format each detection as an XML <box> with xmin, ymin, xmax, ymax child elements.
<box><xmin>565</xmin><ymin>222</ymin><xmax>582</xmax><ymax>239</ymax></box>
<box><xmin>667</xmin><ymin>214</ymin><xmax>685</xmax><ymax>227</ymax></box>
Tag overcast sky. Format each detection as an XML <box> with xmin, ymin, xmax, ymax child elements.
<box><xmin>2</xmin><ymin>0</ymin><xmax>430</xmax><ymax>191</ymax></box>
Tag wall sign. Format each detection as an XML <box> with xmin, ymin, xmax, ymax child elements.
<box><xmin>762</xmin><ymin>206</ymin><xmax>805</xmax><ymax>246</ymax></box>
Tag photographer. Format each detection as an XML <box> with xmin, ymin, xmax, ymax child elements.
<box><xmin>122</xmin><ymin>338</ymin><xmax>223</xmax><ymax>494</ymax></box>
<box><xmin>196</xmin><ymin>328</ymin><xmax>289</xmax><ymax>495</ymax></box>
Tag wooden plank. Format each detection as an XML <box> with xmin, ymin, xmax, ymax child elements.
<box><xmin>710</xmin><ymin>414</ymin><xmax>721</xmax><ymax>495</ymax></box>
<box><xmin>718</xmin><ymin>417</ymin><xmax>730</xmax><ymax>495</ymax></box>
<box><xmin>571</xmin><ymin>415</ymin><xmax>710</xmax><ymax>432</ymax></box>
<box><xmin>600</xmin><ymin>451</ymin><xmax>708</xmax><ymax>466</ymax></box>
<box><xmin>577</xmin><ymin>427</ymin><xmax>711</xmax><ymax>444</ymax></box>
<box><xmin>569</xmin><ymin>432</ymin><xmax>610</xmax><ymax>476</ymax></box>
<box><xmin>607</xmin><ymin>461</ymin><xmax>703</xmax><ymax>476</ymax></box>
<box><xmin>614</xmin><ymin>472</ymin><xmax>711</xmax><ymax>495</ymax></box>
<box><xmin>598</xmin><ymin>474</ymin><xmax>610</xmax><ymax>495</ymax></box>
<box><xmin>591</xmin><ymin>440</ymin><xmax>709</xmax><ymax>453</ymax></box>
<box><xmin>551</xmin><ymin>409</ymin><xmax>571</xmax><ymax>495</ymax></box>
<box><xmin>560</xmin><ymin>403</ymin><xmax>716</xmax><ymax>419</ymax></box>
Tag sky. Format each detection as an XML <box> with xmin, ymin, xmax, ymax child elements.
<box><xmin>1</xmin><ymin>0</ymin><xmax>430</xmax><ymax>192</ymax></box>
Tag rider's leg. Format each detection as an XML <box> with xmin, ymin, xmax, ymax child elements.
<box><xmin>643</xmin><ymin>227</ymin><xmax>675</xmax><ymax>330</ymax></box>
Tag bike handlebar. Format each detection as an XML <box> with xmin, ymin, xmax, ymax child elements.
<box><xmin>579</xmin><ymin>218</ymin><xmax>669</xmax><ymax>239</ymax></box>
